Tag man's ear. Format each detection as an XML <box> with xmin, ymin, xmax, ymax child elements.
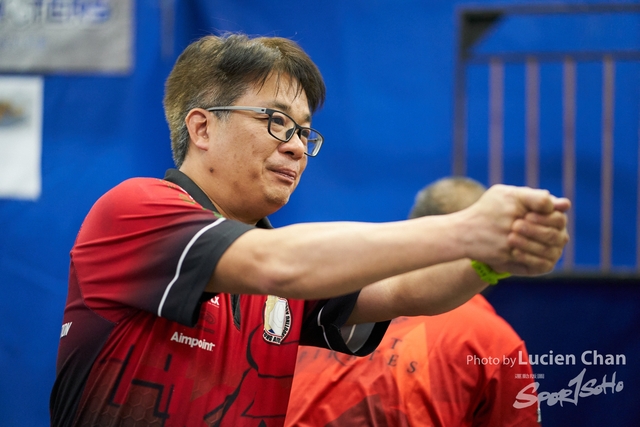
<box><xmin>185</xmin><ymin>108</ymin><xmax>212</xmax><ymax>150</ymax></box>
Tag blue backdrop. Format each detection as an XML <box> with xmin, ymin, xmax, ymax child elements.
<box><xmin>1</xmin><ymin>1</ymin><xmax>639</xmax><ymax>426</ymax></box>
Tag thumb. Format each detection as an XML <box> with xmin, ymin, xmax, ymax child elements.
<box><xmin>551</xmin><ymin>195</ymin><xmax>572</xmax><ymax>213</ymax></box>
<box><xmin>517</xmin><ymin>188</ymin><xmax>555</xmax><ymax>215</ymax></box>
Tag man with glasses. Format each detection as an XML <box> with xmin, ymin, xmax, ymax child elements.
<box><xmin>51</xmin><ymin>33</ymin><xmax>569</xmax><ymax>427</ymax></box>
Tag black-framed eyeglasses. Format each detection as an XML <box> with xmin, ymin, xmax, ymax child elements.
<box><xmin>206</xmin><ymin>106</ymin><xmax>324</xmax><ymax>157</ymax></box>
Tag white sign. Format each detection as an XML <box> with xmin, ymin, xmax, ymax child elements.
<box><xmin>0</xmin><ymin>0</ymin><xmax>133</xmax><ymax>73</ymax></box>
<box><xmin>0</xmin><ymin>75</ymin><xmax>43</xmax><ymax>200</ymax></box>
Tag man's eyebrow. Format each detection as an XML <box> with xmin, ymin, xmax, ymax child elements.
<box><xmin>269</xmin><ymin>101</ymin><xmax>311</xmax><ymax>124</ymax></box>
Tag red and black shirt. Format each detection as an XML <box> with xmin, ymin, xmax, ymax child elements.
<box><xmin>50</xmin><ymin>169</ymin><xmax>388</xmax><ymax>427</ymax></box>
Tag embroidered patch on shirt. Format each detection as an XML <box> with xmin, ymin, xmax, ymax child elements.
<box><xmin>263</xmin><ymin>295</ymin><xmax>291</xmax><ymax>345</ymax></box>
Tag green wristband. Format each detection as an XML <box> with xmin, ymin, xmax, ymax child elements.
<box><xmin>470</xmin><ymin>260</ymin><xmax>511</xmax><ymax>285</ymax></box>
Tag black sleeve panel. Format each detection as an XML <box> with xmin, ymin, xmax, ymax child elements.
<box><xmin>300</xmin><ymin>292</ymin><xmax>390</xmax><ymax>356</ymax></box>
<box><xmin>161</xmin><ymin>218</ymin><xmax>254</xmax><ymax>326</ymax></box>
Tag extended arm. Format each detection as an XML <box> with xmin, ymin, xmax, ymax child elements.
<box><xmin>348</xmin><ymin>194</ymin><xmax>570</xmax><ymax>323</ymax></box>
<box><xmin>210</xmin><ymin>184</ymin><xmax>570</xmax><ymax>317</ymax></box>
<box><xmin>210</xmin><ymin>213</ymin><xmax>470</xmax><ymax>299</ymax></box>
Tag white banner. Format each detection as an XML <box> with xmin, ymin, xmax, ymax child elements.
<box><xmin>0</xmin><ymin>75</ymin><xmax>43</xmax><ymax>200</ymax></box>
<box><xmin>0</xmin><ymin>0</ymin><xmax>133</xmax><ymax>73</ymax></box>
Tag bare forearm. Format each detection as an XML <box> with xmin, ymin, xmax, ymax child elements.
<box><xmin>347</xmin><ymin>259</ymin><xmax>489</xmax><ymax>324</ymax></box>
<box><xmin>211</xmin><ymin>215</ymin><xmax>469</xmax><ymax>299</ymax></box>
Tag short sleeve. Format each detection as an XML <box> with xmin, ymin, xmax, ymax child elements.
<box><xmin>299</xmin><ymin>292</ymin><xmax>390</xmax><ymax>356</ymax></box>
<box><xmin>72</xmin><ymin>178</ymin><xmax>254</xmax><ymax>326</ymax></box>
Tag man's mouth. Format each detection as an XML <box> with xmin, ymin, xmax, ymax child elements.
<box><xmin>270</xmin><ymin>167</ymin><xmax>297</xmax><ymax>183</ymax></box>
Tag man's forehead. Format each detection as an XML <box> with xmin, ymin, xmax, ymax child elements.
<box><xmin>249</xmin><ymin>75</ymin><xmax>311</xmax><ymax>122</ymax></box>
<box><xmin>252</xmin><ymin>73</ymin><xmax>309</xmax><ymax>105</ymax></box>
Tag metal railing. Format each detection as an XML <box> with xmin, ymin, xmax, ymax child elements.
<box><xmin>452</xmin><ymin>3</ymin><xmax>640</xmax><ymax>273</ymax></box>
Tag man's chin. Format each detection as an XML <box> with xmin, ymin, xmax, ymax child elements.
<box><xmin>264</xmin><ymin>193</ymin><xmax>291</xmax><ymax>214</ymax></box>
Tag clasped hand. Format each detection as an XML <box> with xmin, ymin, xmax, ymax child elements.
<box><xmin>466</xmin><ymin>185</ymin><xmax>571</xmax><ymax>276</ymax></box>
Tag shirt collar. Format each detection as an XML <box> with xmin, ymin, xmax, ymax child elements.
<box><xmin>163</xmin><ymin>169</ymin><xmax>273</xmax><ymax>229</ymax></box>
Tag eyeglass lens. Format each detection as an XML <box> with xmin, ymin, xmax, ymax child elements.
<box><xmin>268</xmin><ymin>111</ymin><xmax>321</xmax><ymax>156</ymax></box>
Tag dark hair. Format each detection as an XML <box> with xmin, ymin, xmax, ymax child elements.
<box><xmin>409</xmin><ymin>177</ymin><xmax>487</xmax><ymax>218</ymax></box>
<box><xmin>163</xmin><ymin>33</ymin><xmax>326</xmax><ymax>167</ymax></box>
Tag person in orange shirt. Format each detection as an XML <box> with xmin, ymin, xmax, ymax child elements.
<box><xmin>285</xmin><ymin>177</ymin><xmax>541</xmax><ymax>427</ymax></box>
